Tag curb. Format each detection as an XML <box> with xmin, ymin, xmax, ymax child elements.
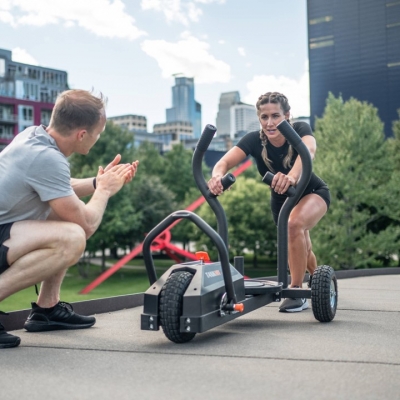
<box><xmin>1</xmin><ymin>267</ymin><xmax>399</xmax><ymax>331</ymax></box>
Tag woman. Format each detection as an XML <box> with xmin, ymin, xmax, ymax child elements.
<box><xmin>208</xmin><ymin>92</ymin><xmax>330</xmax><ymax>313</ymax></box>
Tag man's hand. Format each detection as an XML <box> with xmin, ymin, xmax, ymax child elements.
<box><xmin>125</xmin><ymin>160</ymin><xmax>139</xmax><ymax>184</ymax></box>
<box><xmin>100</xmin><ymin>155</ymin><xmax>139</xmax><ymax>184</ymax></box>
<box><xmin>95</xmin><ymin>164</ymin><xmax>133</xmax><ymax>197</ymax></box>
<box><xmin>104</xmin><ymin>154</ymin><xmax>122</xmax><ymax>172</ymax></box>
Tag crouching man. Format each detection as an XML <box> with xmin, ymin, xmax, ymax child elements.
<box><xmin>0</xmin><ymin>89</ymin><xmax>139</xmax><ymax>348</ymax></box>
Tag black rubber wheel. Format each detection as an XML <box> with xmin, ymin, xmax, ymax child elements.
<box><xmin>159</xmin><ymin>271</ymin><xmax>196</xmax><ymax>343</ymax></box>
<box><xmin>311</xmin><ymin>265</ymin><xmax>338</xmax><ymax>322</ymax></box>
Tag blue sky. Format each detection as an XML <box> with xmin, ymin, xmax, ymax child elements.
<box><xmin>0</xmin><ymin>0</ymin><xmax>309</xmax><ymax>131</ymax></box>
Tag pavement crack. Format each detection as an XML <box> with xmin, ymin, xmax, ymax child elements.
<box><xmin>338</xmin><ymin>308</ymin><xmax>399</xmax><ymax>312</ymax></box>
<box><xmin>21</xmin><ymin>345</ymin><xmax>400</xmax><ymax>367</ymax></box>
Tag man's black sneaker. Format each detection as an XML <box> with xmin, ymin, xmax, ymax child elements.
<box><xmin>0</xmin><ymin>312</ymin><xmax>21</xmax><ymax>348</ymax></box>
<box><xmin>24</xmin><ymin>301</ymin><xmax>96</xmax><ymax>332</ymax></box>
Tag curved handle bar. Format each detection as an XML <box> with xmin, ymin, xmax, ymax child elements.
<box><xmin>142</xmin><ymin>124</ymin><xmax>239</xmax><ymax>306</ymax></box>
<box><xmin>196</xmin><ymin>124</ymin><xmax>217</xmax><ymax>152</ymax></box>
<box><xmin>276</xmin><ymin>120</ymin><xmax>312</xmax><ymax>194</ymax></box>
<box><xmin>142</xmin><ymin>210</ymin><xmax>237</xmax><ymax>303</ymax></box>
<box><xmin>275</xmin><ymin>119</ymin><xmax>313</xmax><ymax>288</ymax></box>
<box><xmin>192</xmin><ymin>125</ymin><xmax>234</xmax><ymax>247</ymax></box>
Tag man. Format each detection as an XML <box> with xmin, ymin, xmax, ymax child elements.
<box><xmin>0</xmin><ymin>89</ymin><xmax>139</xmax><ymax>348</ymax></box>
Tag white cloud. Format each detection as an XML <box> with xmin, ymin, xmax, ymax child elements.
<box><xmin>0</xmin><ymin>0</ymin><xmax>146</xmax><ymax>40</ymax></box>
<box><xmin>141</xmin><ymin>0</ymin><xmax>225</xmax><ymax>25</ymax></box>
<box><xmin>141</xmin><ymin>33</ymin><xmax>231</xmax><ymax>84</ymax></box>
<box><xmin>11</xmin><ymin>47</ymin><xmax>38</xmax><ymax>65</ymax></box>
<box><xmin>244</xmin><ymin>70</ymin><xmax>310</xmax><ymax>117</ymax></box>
<box><xmin>141</xmin><ymin>0</ymin><xmax>201</xmax><ymax>26</ymax></box>
<box><xmin>238</xmin><ymin>47</ymin><xmax>246</xmax><ymax>57</ymax></box>
<box><xmin>0</xmin><ymin>0</ymin><xmax>14</xmax><ymax>25</ymax></box>
<box><xmin>218</xmin><ymin>39</ymin><xmax>225</xmax><ymax>44</ymax></box>
<box><xmin>195</xmin><ymin>0</ymin><xmax>225</xmax><ymax>4</ymax></box>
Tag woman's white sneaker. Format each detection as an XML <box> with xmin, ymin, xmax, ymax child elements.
<box><xmin>279</xmin><ymin>298</ymin><xmax>309</xmax><ymax>313</ymax></box>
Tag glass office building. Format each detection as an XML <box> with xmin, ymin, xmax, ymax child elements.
<box><xmin>166</xmin><ymin>76</ymin><xmax>202</xmax><ymax>139</ymax></box>
<box><xmin>307</xmin><ymin>0</ymin><xmax>400</xmax><ymax>137</ymax></box>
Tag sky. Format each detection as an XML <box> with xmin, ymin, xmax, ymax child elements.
<box><xmin>0</xmin><ymin>0</ymin><xmax>310</xmax><ymax>131</ymax></box>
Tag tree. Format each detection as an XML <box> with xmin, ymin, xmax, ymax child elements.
<box><xmin>69</xmin><ymin>122</ymin><xmax>141</xmax><ymax>270</ymax></box>
<box><xmin>384</xmin><ymin>109</ymin><xmax>400</xmax><ymax>265</ymax></box>
<box><xmin>70</xmin><ymin>121</ymin><xmax>136</xmax><ymax>178</ymax></box>
<box><xmin>135</xmin><ymin>140</ymin><xmax>165</xmax><ymax>177</ymax></box>
<box><xmin>130</xmin><ymin>175</ymin><xmax>177</xmax><ymax>239</ymax></box>
<box><xmin>170</xmin><ymin>186</ymin><xmax>203</xmax><ymax>251</ymax></box>
<box><xmin>312</xmin><ymin>94</ymin><xmax>399</xmax><ymax>269</ymax></box>
<box><xmin>161</xmin><ymin>143</ymin><xmax>197</xmax><ymax>204</ymax></box>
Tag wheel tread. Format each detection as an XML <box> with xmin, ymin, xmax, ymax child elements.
<box><xmin>159</xmin><ymin>271</ymin><xmax>196</xmax><ymax>343</ymax></box>
<box><xmin>311</xmin><ymin>265</ymin><xmax>338</xmax><ymax>322</ymax></box>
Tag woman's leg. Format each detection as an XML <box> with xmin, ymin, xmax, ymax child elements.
<box><xmin>287</xmin><ymin>194</ymin><xmax>327</xmax><ymax>288</ymax></box>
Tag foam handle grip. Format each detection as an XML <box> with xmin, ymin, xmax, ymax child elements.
<box><xmin>221</xmin><ymin>173</ymin><xmax>236</xmax><ymax>191</ymax></box>
<box><xmin>196</xmin><ymin>124</ymin><xmax>217</xmax><ymax>152</ymax></box>
<box><xmin>262</xmin><ymin>171</ymin><xmax>296</xmax><ymax>197</ymax></box>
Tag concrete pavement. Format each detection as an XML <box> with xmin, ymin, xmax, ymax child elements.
<box><xmin>1</xmin><ymin>274</ymin><xmax>400</xmax><ymax>400</ymax></box>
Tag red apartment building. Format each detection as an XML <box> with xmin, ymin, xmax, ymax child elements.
<box><xmin>0</xmin><ymin>48</ymin><xmax>69</xmax><ymax>151</ymax></box>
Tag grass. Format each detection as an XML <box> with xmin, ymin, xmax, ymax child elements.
<box><xmin>1</xmin><ymin>257</ymin><xmax>278</xmax><ymax>312</ymax></box>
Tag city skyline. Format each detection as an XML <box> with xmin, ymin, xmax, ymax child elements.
<box><xmin>0</xmin><ymin>1</ymin><xmax>310</xmax><ymax>131</ymax></box>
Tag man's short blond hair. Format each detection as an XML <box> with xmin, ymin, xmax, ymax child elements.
<box><xmin>49</xmin><ymin>89</ymin><xmax>107</xmax><ymax>136</ymax></box>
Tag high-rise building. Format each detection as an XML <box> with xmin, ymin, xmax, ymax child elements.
<box><xmin>166</xmin><ymin>75</ymin><xmax>202</xmax><ymax>138</ymax></box>
<box><xmin>153</xmin><ymin>120</ymin><xmax>194</xmax><ymax>151</ymax></box>
<box><xmin>0</xmin><ymin>48</ymin><xmax>69</xmax><ymax>151</ymax></box>
<box><xmin>108</xmin><ymin>114</ymin><xmax>147</xmax><ymax>133</ymax></box>
<box><xmin>216</xmin><ymin>91</ymin><xmax>259</xmax><ymax>139</ymax></box>
<box><xmin>216</xmin><ymin>91</ymin><xmax>240</xmax><ymax>136</ymax></box>
<box><xmin>307</xmin><ymin>0</ymin><xmax>400</xmax><ymax>137</ymax></box>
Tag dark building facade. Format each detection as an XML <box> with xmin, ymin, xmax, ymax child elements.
<box><xmin>307</xmin><ymin>0</ymin><xmax>400</xmax><ymax>137</ymax></box>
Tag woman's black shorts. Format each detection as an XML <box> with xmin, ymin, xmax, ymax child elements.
<box><xmin>0</xmin><ymin>223</ymin><xmax>13</xmax><ymax>275</ymax></box>
<box><xmin>270</xmin><ymin>185</ymin><xmax>331</xmax><ymax>226</ymax></box>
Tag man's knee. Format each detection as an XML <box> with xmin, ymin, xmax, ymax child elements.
<box><xmin>60</xmin><ymin>223</ymin><xmax>86</xmax><ymax>265</ymax></box>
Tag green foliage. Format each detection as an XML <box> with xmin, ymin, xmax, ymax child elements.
<box><xmin>68</xmin><ymin>124</ymin><xmax>185</xmax><ymax>254</ymax></box>
<box><xmin>170</xmin><ymin>186</ymin><xmax>203</xmax><ymax>249</ymax></box>
<box><xmin>312</xmin><ymin>93</ymin><xmax>400</xmax><ymax>269</ymax></box>
<box><xmin>135</xmin><ymin>140</ymin><xmax>165</xmax><ymax>177</ymax></box>
<box><xmin>130</xmin><ymin>175</ymin><xmax>177</xmax><ymax>238</ymax></box>
<box><xmin>69</xmin><ymin>122</ymin><xmax>140</xmax><ymax>263</ymax></box>
<box><xmin>383</xmin><ymin>109</ymin><xmax>400</xmax><ymax>266</ymax></box>
<box><xmin>240</xmin><ymin>160</ymin><xmax>259</xmax><ymax>180</ymax></box>
<box><xmin>161</xmin><ymin>143</ymin><xmax>196</xmax><ymax>203</ymax></box>
<box><xmin>70</xmin><ymin>121</ymin><xmax>136</xmax><ymax>177</ymax></box>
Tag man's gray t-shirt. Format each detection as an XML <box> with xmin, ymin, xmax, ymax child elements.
<box><xmin>0</xmin><ymin>125</ymin><xmax>74</xmax><ymax>224</ymax></box>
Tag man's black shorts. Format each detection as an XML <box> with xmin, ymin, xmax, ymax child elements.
<box><xmin>0</xmin><ymin>223</ymin><xmax>13</xmax><ymax>274</ymax></box>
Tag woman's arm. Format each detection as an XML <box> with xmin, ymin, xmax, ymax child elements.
<box><xmin>208</xmin><ymin>147</ymin><xmax>247</xmax><ymax>195</ymax></box>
